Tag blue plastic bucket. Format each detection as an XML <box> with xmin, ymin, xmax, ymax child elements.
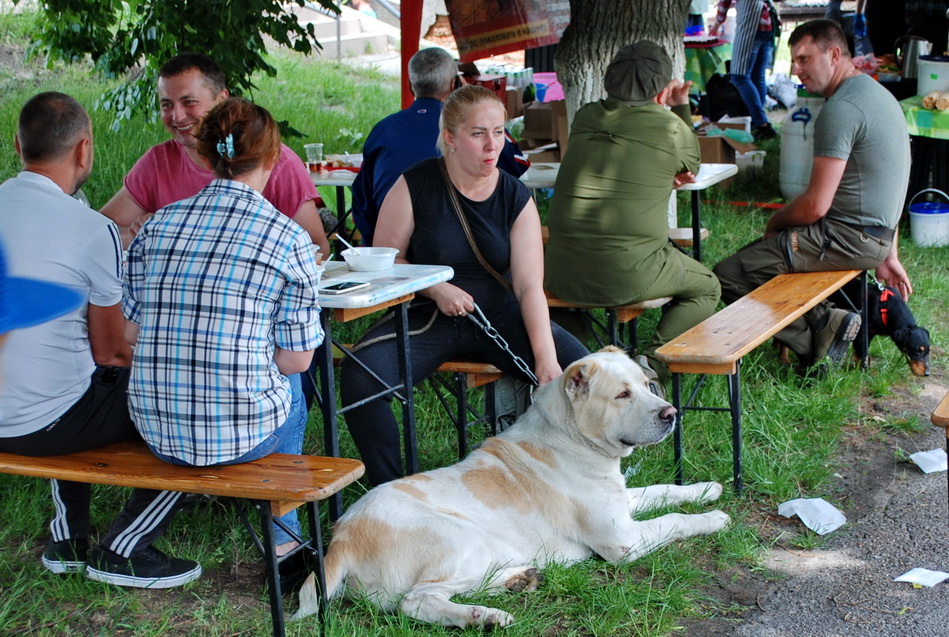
<box><xmin>908</xmin><ymin>188</ymin><xmax>949</xmax><ymax>247</ymax></box>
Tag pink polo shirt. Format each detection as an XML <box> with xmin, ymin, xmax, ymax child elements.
<box><xmin>124</xmin><ymin>140</ymin><xmax>319</xmax><ymax>217</ymax></box>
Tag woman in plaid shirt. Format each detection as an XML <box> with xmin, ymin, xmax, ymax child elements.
<box><xmin>123</xmin><ymin>98</ymin><xmax>324</xmax><ymax>556</ymax></box>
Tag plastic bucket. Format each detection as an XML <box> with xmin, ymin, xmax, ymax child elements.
<box><xmin>908</xmin><ymin>188</ymin><xmax>949</xmax><ymax>247</ymax></box>
<box><xmin>736</xmin><ymin>150</ymin><xmax>766</xmax><ymax>178</ymax></box>
<box><xmin>779</xmin><ymin>91</ymin><xmax>824</xmax><ymax>200</ymax></box>
<box><xmin>917</xmin><ymin>56</ymin><xmax>949</xmax><ymax>96</ymax></box>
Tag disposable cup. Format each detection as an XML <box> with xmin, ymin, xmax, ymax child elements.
<box><xmin>304</xmin><ymin>143</ymin><xmax>324</xmax><ymax>172</ymax></box>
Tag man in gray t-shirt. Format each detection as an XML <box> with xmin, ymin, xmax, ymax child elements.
<box><xmin>714</xmin><ymin>19</ymin><xmax>912</xmax><ymax>371</ymax></box>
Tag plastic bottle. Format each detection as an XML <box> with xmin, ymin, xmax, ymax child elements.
<box><xmin>779</xmin><ymin>89</ymin><xmax>825</xmax><ymax>200</ymax></box>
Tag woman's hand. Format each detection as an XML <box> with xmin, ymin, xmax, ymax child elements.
<box><xmin>534</xmin><ymin>357</ymin><xmax>563</xmax><ymax>386</ymax></box>
<box><xmin>429</xmin><ymin>282</ymin><xmax>475</xmax><ymax>317</ymax></box>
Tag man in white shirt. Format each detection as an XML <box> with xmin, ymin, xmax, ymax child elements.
<box><xmin>0</xmin><ymin>92</ymin><xmax>199</xmax><ymax>589</ymax></box>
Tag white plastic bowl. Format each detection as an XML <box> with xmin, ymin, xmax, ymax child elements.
<box><xmin>341</xmin><ymin>247</ymin><xmax>399</xmax><ymax>271</ymax></box>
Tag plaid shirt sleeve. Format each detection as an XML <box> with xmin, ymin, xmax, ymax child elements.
<box><xmin>122</xmin><ymin>233</ymin><xmax>144</xmax><ymax>324</ymax></box>
<box><xmin>273</xmin><ymin>231</ymin><xmax>324</xmax><ymax>352</ymax></box>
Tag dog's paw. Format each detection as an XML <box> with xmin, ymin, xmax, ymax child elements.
<box><xmin>504</xmin><ymin>567</ymin><xmax>544</xmax><ymax>593</ymax></box>
<box><xmin>693</xmin><ymin>481</ymin><xmax>724</xmax><ymax>503</ymax></box>
<box><xmin>470</xmin><ymin>605</ymin><xmax>514</xmax><ymax>630</ymax></box>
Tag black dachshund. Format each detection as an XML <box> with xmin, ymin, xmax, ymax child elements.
<box><xmin>838</xmin><ymin>279</ymin><xmax>931</xmax><ymax>376</ymax></box>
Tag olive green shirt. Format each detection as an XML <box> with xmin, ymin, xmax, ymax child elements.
<box><xmin>545</xmin><ymin>100</ymin><xmax>700</xmax><ymax>305</ymax></box>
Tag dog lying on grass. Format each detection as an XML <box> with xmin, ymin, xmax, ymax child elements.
<box><xmin>294</xmin><ymin>347</ymin><xmax>729</xmax><ymax>628</ymax></box>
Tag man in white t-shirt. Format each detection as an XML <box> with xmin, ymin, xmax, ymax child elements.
<box><xmin>0</xmin><ymin>92</ymin><xmax>200</xmax><ymax>589</ymax></box>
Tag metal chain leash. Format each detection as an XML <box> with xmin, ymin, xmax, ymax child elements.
<box><xmin>465</xmin><ymin>302</ymin><xmax>539</xmax><ymax>386</ymax></box>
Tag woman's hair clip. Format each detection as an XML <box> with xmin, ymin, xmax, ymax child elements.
<box><xmin>216</xmin><ymin>133</ymin><xmax>235</xmax><ymax>160</ymax></box>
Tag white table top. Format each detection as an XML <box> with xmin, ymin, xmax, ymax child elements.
<box><xmin>310</xmin><ymin>161</ymin><xmax>737</xmax><ymax>193</ymax></box>
<box><xmin>311</xmin><ymin>161</ymin><xmax>565</xmax><ymax>190</ymax></box>
<box><xmin>520</xmin><ymin>162</ymin><xmax>560</xmax><ymax>189</ymax></box>
<box><xmin>520</xmin><ymin>162</ymin><xmax>737</xmax><ymax>191</ymax></box>
<box><xmin>678</xmin><ymin>163</ymin><xmax>738</xmax><ymax>190</ymax></box>
<box><xmin>311</xmin><ymin>169</ymin><xmax>358</xmax><ymax>188</ymax></box>
<box><xmin>318</xmin><ymin>261</ymin><xmax>453</xmax><ymax>309</ymax></box>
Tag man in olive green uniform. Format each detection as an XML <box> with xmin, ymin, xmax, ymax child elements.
<box><xmin>545</xmin><ymin>41</ymin><xmax>720</xmax><ymax>385</ymax></box>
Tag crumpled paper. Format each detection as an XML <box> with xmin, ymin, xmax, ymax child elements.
<box><xmin>778</xmin><ymin>497</ymin><xmax>846</xmax><ymax>535</ymax></box>
<box><xmin>909</xmin><ymin>448</ymin><xmax>948</xmax><ymax>474</ymax></box>
<box><xmin>894</xmin><ymin>567</ymin><xmax>949</xmax><ymax>587</ymax></box>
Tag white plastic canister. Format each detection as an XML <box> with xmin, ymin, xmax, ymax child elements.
<box><xmin>779</xmin><ymin>90</ymin><xmax>825</xmax><ymax>200</ymax></box>
<box><xmin>917</xmin><ymin>55</ymin><xmax>949</xmax><ymax>96</ymax></box>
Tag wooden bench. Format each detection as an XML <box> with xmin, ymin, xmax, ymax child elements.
<box><xmin>331</xmin><ymin>345</ymin><xmax>504</xmax><ymax>461</ymax></box>
<box><xmin>546</xmin><ymin>290</ymin><xmax>673</xmax><ymax>353</ymax></box>
<box><xmin>654</xmin><ymin>270</ymin><xmax>868</xmax><ymax>493</ymax></box>
<box><xmin>930</xmin><ymin>391</ymin><xmax>949</xmax><ymax>520</ymax></box>
<box><xmin>0</xmin><ymin>441</ymin><xmax>364</xmax><ymax>637</ymax></box>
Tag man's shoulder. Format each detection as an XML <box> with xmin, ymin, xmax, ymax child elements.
<box><xmin>274</xmin><ymin>143</ymin><xmax>306</xmax><ymax>172</ymax></box>
<box><xmin>381</xmin><ymin>100</ymin><xmax>442</xmax><ymax>133</ymax></box>
<box><xmin>130</xmin><ymin>139</ymin><xmax>185</xmax><ymax>175</ymax></box>
<box><xmin>142</xmin><ymin>139</ymin><xmax>182</xmax><ymax>161</ymax></box>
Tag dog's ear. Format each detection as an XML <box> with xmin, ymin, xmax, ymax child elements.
<box><xmin>564</xmin><ymin>360</ymin><xmax>595</xmax><ymax>400</ymax></box>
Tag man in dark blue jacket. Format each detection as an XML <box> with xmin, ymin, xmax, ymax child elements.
<box><xmin>352</xmin><ymin>47</ymin><xmax>529</xmax><ymax>245</ymax></box>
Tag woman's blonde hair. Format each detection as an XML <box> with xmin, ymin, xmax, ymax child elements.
<box><xmin>436</xmin><ymin>85</ymin><xmax>506</xmax><ymax>156</ymax></box>
<box><xmin>197</xmin><ymin>97</ymin><xmax>281</xmax><ymax>179</ymax></box>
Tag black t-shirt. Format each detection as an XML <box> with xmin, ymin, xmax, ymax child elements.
<box><xmin>402</xmin><ymin>158</ymin><xmax>531</xmax><ymax>313</ymax></box>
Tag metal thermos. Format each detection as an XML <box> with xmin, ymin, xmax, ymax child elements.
<box><xmin>895</xmin><ymin>35</ymin><xmax>933</xmax><ymax>79</ymax></box>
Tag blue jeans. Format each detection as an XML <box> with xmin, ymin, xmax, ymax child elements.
<box><xmin>730</xmin><ymin>30</ymin><xmax>774</xmax><ymax>128</ymax></box>
<box><xmin>149</xmin><ymin>373</ymin><xmax>307</xmax><ymax>546</ymax></box>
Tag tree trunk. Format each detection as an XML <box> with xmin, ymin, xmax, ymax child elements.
<box><xmin>555</xmin><ymin>0</ymin><xmax>691</xmax><ymax>122</ymax></box>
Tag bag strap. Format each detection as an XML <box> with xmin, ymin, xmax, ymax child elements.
<box><xmin>438</xmin><ymin>158</ymin><xmax>514</xmax><ymax>293</ymax></box>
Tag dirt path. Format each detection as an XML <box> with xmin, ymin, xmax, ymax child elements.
<box><xmin>683</xmin><ymin>380</ymin><xmax>949</xmax><ymax>636</ymax></box>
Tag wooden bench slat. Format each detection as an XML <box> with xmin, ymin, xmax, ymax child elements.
<box><xmin>544</xmin><ymin>290</ymin><xmax>673</xmax><ymax>315</ymax></box>
<box><xmin>932</xmin><ymin>391</ymin><xmax>949</xmax><ymax>428</ymax></box>
<box><xmin>331</xmin><ymin>293</ymin><xmax>414</xmax><ymax>322</ymax></box>
<box><xmin>0</xmin><ymin>441</ymin><xmax>364</xmax><ymax>504</ymax></box>
<box><xmin>332</xmin><ymin>345</ymin><xmax>503</xmax><ymax>379</ymax></box>
<box><xmin>655</xmin><ymin>270</ymin><xmax>861</xmax><ymax>368</ymax></box>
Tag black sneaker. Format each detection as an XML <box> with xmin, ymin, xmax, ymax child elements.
<box><xmin>42</xmin><ymin>538</ymin><xmax>88</xmax><ymax>574</ymax></box>
<box><xmin>754</xmin><ymin>123</ymin><xmax>778</xmax><ymax>141</ymax></box>
<box><xmin>85</xmin><ymin>545</ymin><xmax>201</xmax><ymax>589</ymax></box>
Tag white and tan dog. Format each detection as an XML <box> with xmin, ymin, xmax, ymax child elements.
<box><xmin>296</xmin><ymin>347</ymin><xmax>729</xmax><ymax>628</ymax></box>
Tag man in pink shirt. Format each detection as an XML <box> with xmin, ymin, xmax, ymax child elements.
<box><xmin>101</xmin><ymin>53</ymin><xmax>330</xmax><ymax>256</ymax></box>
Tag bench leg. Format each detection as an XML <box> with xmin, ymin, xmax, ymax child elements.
<box><xmin>607</xmin><ymin>309</ymin><xmax>619</xmax><ymax>347</ymax></box>
<box><xmin>728</xmin><ymin>364</ymin><xmax>743</xmax><ymax>495</ymax></box>
<box><xmin>257</xmin><ymin>504</ymin><xmax>287</xmax><ymax>637</ymax></box>
<box><xmin>485</xmin><ymin>382</ymin><xmax>498</xmax><ymax>437</ymax></box>
<box><xmin>455</xmin><ymin>372</ymin><xmax>469</xmax><ymax>459</ymax></box>
<box><xmin>691</xmin><ymin>190</ymin><xmax>702</xmax><ymax>263</ymax></box>
<box><xmin>858</xmin><ymin>271</ymin><xmax>869</xmax><ymax>369</ymax></box>
<box><xmin>255</xmin><ymin>502</ymin><xmax>329</xmax><ymax>637</ymax></box>
<box><xmin>628</xmin><ymin>318</ymin><xmax>639</xmax><ymax>356</ymax></box>
<box><xmin>305</xmin><ymin>501</ymin><xmax>328</xmax><ymax>637</ymax></box>
<box><xmin>672</xmin><ymin>372</ymin><xmax>684</xmax><ymax>485</ymax></box>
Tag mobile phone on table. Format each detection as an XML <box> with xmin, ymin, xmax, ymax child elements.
<box><xmin>321</xmin><ymin>281</ymin><xmax>370</xmax><ymax>295</ymax></box>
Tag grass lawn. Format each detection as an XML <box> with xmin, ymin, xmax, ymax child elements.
<box><xmin>1</xmin><ymin>8</ymin><xmax>948</xmax><ymax>636</ymax></box>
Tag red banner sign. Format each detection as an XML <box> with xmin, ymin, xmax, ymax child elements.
<box><xmin>445</xmin><ymin>0</ymin><xmax>570</xmax><ymax>62</ymax></box>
